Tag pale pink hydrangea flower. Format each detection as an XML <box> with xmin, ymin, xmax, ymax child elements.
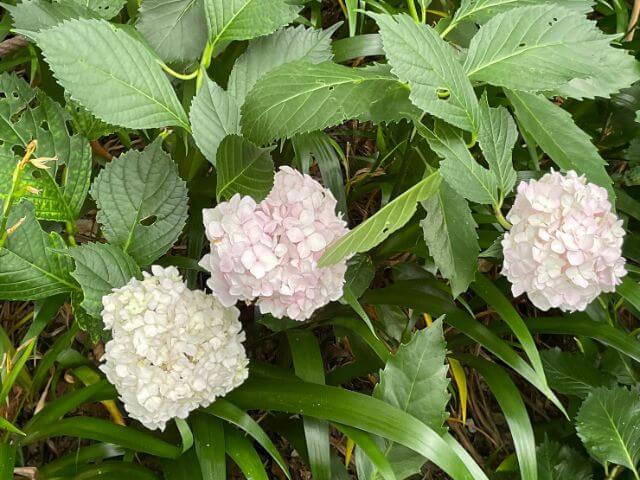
<box><xmin>502</xmin><ymin>170</ymin><xmax>626</xmax><ymax>312</ymax></box>
<box><xmin>201</xmin><ymin>167</ymin><xmax>348</xmax><ymax>321</ymax></box>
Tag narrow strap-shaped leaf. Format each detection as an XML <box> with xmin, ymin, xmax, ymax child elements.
<box><xmin>224</xmin><ymin>425</ymin><xmax>269</xmax><ymax>480</ymax></box>
<box><xmin>38</xmin><ymin>443</ymin><xmax>125</xmax><ymax>478</ymax></box>
<box><xmin>460</xmin><ymin>355</ymin><xmax>537</xmax><ymax>480</ymax></box>
<box><xmin>63</xmin><ymin>461</ymin><xmax>159</xmax><ymax>480</ymax></box>
<box><xmin>204</xmin><ymin>399</ymin><xmax>290</xmax><ymax>479</ymax></box>
<box><xmin>0</xmin><ymin>417</ymin><xmax>24</xmax><ymax>436</ymax></box>
<box><xmin>21</xmin><ymin>417</ymin><xmax>181</xmax><ymax>458</ymax></box>
<box><xmin>24</xmin><ymin>380</ymin><xmax>116</xmax><ymax>432</ymax></box>
<box><xmin>472</xmin><ymin>274</ymin><xmax>547</xmax><ymax>380</ymax></box>
<box><xmin>332</xmin><ymin>423</ymin><xmax>396</xmax><ymax>480</ymax></box>
<box><xmin>0</xmin><ymin>338</ymin><xmax>35</xmax><ymax>405</ymax></box>
<box><xmin>288</xmin><ymin>331</ymin><xmax>331</xmax><ymax>480</ymax></box>
<box><xmin>618</xmin><ymin>277</ymin><xmax>640</xmax><ymax>312</ymax></box>
<box><xmin>326</xmin><ymin>316</ymin><xmax>391</xmax><ymax>363</ymax></box>
<box><xmin>227</xmin><ymin>376</ymin><xmax>480</xmax><ymax>480</ymax></box>
<box><xmin>319</xmin><ymin>171</ymin><xmax>441</xmax><ymax>267</ymax></box>
<box><xmin>0</xmin><ymin>443</ymin><xmax>15</xmax><ymax>480</ymax></box>
<box><xmin>192</xmin><ymin>412</ymin><xmax>226</xmax><ymax>480</ymax></box>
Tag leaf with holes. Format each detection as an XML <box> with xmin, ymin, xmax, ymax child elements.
<box><xmin>464</xmin><ymin>5</ymin><xmax>637</xmax><ymax>97</ymax></box>
<box><xmin>576</xmin><ymin>387</ymin><xmax>640</xmax><ymax>474</ymax></box>
<box><xmin>450</xmin><ymin>0</ymin><xmax>593</xmax><ymax>25</ymax></box>
<box><xmin>0</xmin><ymin>74</ymin><xmax>92</xmax><ymax>223</ymax></box>
<box><xmin>33</xmin><ymin>18</ymin><xmax>189</xmax><ymax>130</ymax></box>
<box><xmin>0</xmin><ymin>202</ymin><xmax>76</xmax><ymax>300</ymax></box>
<box><xmin>68</xmin><ymin>243</ymin><xmax>141</xmax><ymax>319</ymax></box>
<box><xmin>374</xmin><ymin>13</ymin><xmax>479</xmax><ymax>132</ymax></box>
<box><xmin>228</xmin><ymin>24</ymin><xmax>338</xmax><ymax>106</ymax></box>
<box><xmin>90</xmin><ymin>138</ymin><xmax>189</xmax><ymax>266</ymax></box>
<box><xmin>318</xmin><ymin>171</ymin><xmax>442</xmax><ymax>267</ymax></box>
<box><xmin>190</xmin><ymin>75</ymin><xmax>241</xmax><ymax>166</ymax></box>
<box><xmin>242</xmin><ymin>61</ymin><xmax>403</xmax><ymax>145</ymax></box>
<box><xmin>417</xmin><ymin>121</ymin><xmax>499</xmax><ymax>206</ymax></box>
<box><xmin>58</xmin><ymin>0</ymin><xmax>125</xmax><ymax>19</ymax></box>
<box><xmin>5</xmin><ymin>0</ymin><xmax>97</xmax><ymax>36</ymax></box>
<box><xmin>216</xmin><ymin>134</ymin><xmax>274</xmax><ymax>201</ymax></box>
<box><xmin>136</xmin><ymin>0</ymin><xmax>208</xmax><ymax>63</ymax></box>
<box><xmin>203</xmin><ymin>0</ymin><xmax>301</xmax><ymax>48</ymax></box>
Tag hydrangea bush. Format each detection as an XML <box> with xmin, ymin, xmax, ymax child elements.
<box><xmin>0</xmin><ymin>1</ymin><xmax>639</xmax><ymax>479</ymax></box>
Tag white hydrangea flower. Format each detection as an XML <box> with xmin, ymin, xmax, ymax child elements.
<box><xmin>100</xmin><ymin>266</ymin><xmax>249</xmax><ymax>430</ymax></box>
<box><xmin>200</xmin><ymin>166</ymin><xmax>348</xmax><ymax>321</ymax></box>
<box><xmin>502</xmin><ymin>170</ymin><xmax>627</xmax><ymax>312</ymax></box>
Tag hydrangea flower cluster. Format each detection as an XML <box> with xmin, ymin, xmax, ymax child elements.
<box><xmin>501</xmin><ymin>170</ymin><xmax>626</xmax><ymax>312</ymax></box>
<box><xmin>200</xmin><ymin>166</ymin><xmax>348</xmax><ymax>321</ymax></box>
<box><xmin>100</xmin><ymin>266</ymin><xmax>249</xmax><ymax>430</ymax></box>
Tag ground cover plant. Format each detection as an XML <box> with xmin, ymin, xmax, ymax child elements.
<box><xmin>0</xmin><ymin>0</ymin><xmax>640</xmax><ymax>478</ymax></box>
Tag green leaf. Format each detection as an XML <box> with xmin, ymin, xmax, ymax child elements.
<box><xmin>204</xmin><ymin>400</ymin><xmax>290</xmax><ymax>479</ymax></box>
<box><xmin>343</xmin><ymin>254</ymin><xmax>375</xmax><ymax>299</ymax></box>
<box><xmin>192</xmin><ymin>413</ymin><xmax>226</xmax><ymax>480</ymax></box>
<box><xmin>34</xmin><ymin>18</ymin><xmax>189</xmax><ymax>130</ymax></box>
<box><xmin>374</xmin><ymin>319</ymin><xmax>450</xmax><ymax>479</ymax></box>
<box><xmin>0</xmin><ymin>202</ymin><xmax>76</xmax><ymax>300</ymax></box>
<box><xmin>66</xmin><ymin>96</ymin><xmax>116</xmax><ymax>141</ymax></box>
<box><xmin>21</xmin><ymin>417</ymin><xmax>181</xmax><ymax>459</ymax></box>
<box><xmin>228</xmin><ymin>24</ymin><xmax>338</xmax><ymax>107</ymax></box>
<box><xmin>576</xmin><ymin>386</ymin><xmax>640</xmax><ymax>474</ymax></box>
<box><xmin>451</xmin><ymin>0</ymin><xmax>593</xmax><ymax>24</ymax></box>
<box><xmin>62</xmin><ymin>462</ymin><xmax>159</xmax><ymax>480</ymax></box>
<box><xmin>618</xmin><ymin>277</ymin><xmax>640</xmax><ymax>313</ymax></box>
<box><xmin>225</xmin><ymin>426</ymin><xmax>269</xmax><ymax>480</ymax></box>
<box><xmin>417</xmin><ymin>121</ymin><xmax>499</xmax><ymax>205</ymax></box>
<box><xmin>362</xmin><ymin>281</ymin><xmax>566</xmax><ymax>414</ymax></box>
<box><xmin>288</xmin><ymin>331</ymin><xmax>331</xmax><ymax>480</ymax></box>
<box><xmin>335</xmin><ymin>424</ymin><xmax>396</xmax><ymax>480</ymax></box>
<box><xmin>505</xmin><ymin>89</ymin><xmax>613</xmax><ymax>199</ymax></box>
<box><xmin>0</xmin><ymin>417</ymin><xmax>25</xmax><ymax>436</ymax></box>
<box><xmin>374</xmin><ymin>13</ymin><xmax>479</xmax><ymax>132</ymax></box>
<box><xmin>204</xmin><ymin>0</ymin><xmax>301</xmax><ymax>47</ymax></box>
<box><xmin>318</xmin><ymin>171</ymin><xmax>442</xmax><ymax>267</ymax></box>
<box><xmin>189</xmin><ymin>75</ymin><xmax>241</xmax><ymax>166</ymax></box>
<box><xmin>60</xmin><ymin>0</ymin><xmax>125</xmax><ymax>19</ymax></box>
<box><xmin>90</xmin><ymin>138</ymin><xmax>189</xmax><ymax>265</ymax></box>
<box><xmin>136</xmin><ymin>0</ymin><xmax>208</xmax><ymax>63</ymax></box>
<box><xmin>216</xmin><ymin>134</ymin><xmax>274</xmax><ymax>202</ymax></box>
<box><xmin>71</xmin><ymin>290</ymin><xmax>104</xmax><ymax>341</ymax></box>
<box><xmin>241</xmin><ymin>61</ymin><xmax>403</xmax><ymax>145</ymax></box>
<box><xmin>541</xmin><ymin>348</ymin><xmax>614</xmax><ymax>398</ymax></box>
<box><xmin>291</xmin><ymin>131</ymin><xmax>348</xmax><ymax>215</ymax></box>
<box><xmin>464</xmin><ymin>6</ymin><xmax>630</xmax><ymax>95</ymax></box>
<box><xmin>228</xmin><ymin>376</ymin><xmax>479</xmax><ymax>480</ymax></box>
<box><xmin>0</xmin><ymin>74</ymin><xmax>92</xmax><ymax>223</ymax></box>
<box><xmin>38</xmin><ymin>444</ymin><xmax>126</xmax><ymax>478</ymax></box>
<box><xmin>376</xmin><ymin>319</ymin><xmax>449</xmax><ymax>430</ymax></box>
<box><xmin>421</xmin><ymin>180</ymin><xmax>479</xmax><ymax>297</ymax></box>
<box><xmin>477</xmin><ymin>94</ymin><xmax>518</xmax><ymax>195</ymax></box>
<box><xmin>537</xmin><ymin>439</ymin><xmax>593</xmax><ymax>480</ymax></box>
<box><xmin>5</xmin><ymin>0</ymin><xmax>97</xmax><ymax>36</ymax></box>
<box><xmin>68</xmin><ymin>243</ymin><xmax>141</xmax><ymax>319</ymax></box>
<box><xmin>461</xmin><ymin>356</ymin><xmax>537</xmax><ymax>480</ymax></box>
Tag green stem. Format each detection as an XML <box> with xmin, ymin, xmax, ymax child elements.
<box><xmin>407</xmin><ymin>0</ymin><xmax>420</xmax><ymax>22</ymax></box>
<box><xmin>158</xmin><ymin>61</ymin><xmax>199</xmax><ymax>81</ymax></box>
<box><xmin>440</xmin><ymin>20</ymin><xmax>456</xmax><ymax>38</ymax></box>
<box><xmin>493</xmin><ymin>204</ymin><xmax>512</xmax><ymax>230</ymax></box>
<box><xmin>196</xmin><ymin>41</ymin><xmax>215</xmax><ymax>91</ymax></box>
